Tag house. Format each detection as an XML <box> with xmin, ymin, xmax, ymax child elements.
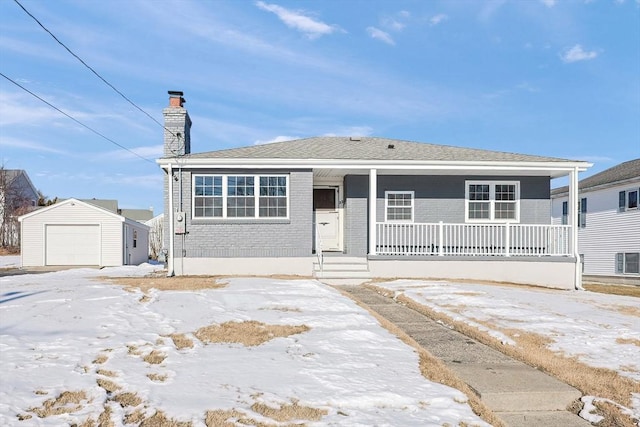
<box><xmin>19</xmin><ymin>198</ymin><xmax>149</xmax><ymax>267</ymax></box>
<box><xmin>157</xmin><ymin>91</ymin><xmax>591</xmax><ymax>289</ymax></box>
<box><xmin>551</xmin><ymin>159</ymin><xmax>640</xmax><ymax>284</ymax></box>
<box><xmin>0</xmin><ymin>169</ymin><xmax>39</xmax><ymax>248</ymax></box>
<box><xmin>75</xmin><ymin>199</ymin><xmax>154</xmax><ymax>223</ymax></box>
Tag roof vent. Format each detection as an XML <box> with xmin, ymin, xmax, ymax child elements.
<box><xmin>387</xmin><ymin>144</ymin><xmax>395</xmax><ymax>149</ymax></box>
<box><xmin>350</xmin><ymin>136</ymin><xmax>361</xmax><ymax>141</ymax></box>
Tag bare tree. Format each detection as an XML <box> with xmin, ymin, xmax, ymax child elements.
<box><xmin>146</xmin><ymin>214</ymin><xmax>164</xmax><ymax>260</ymax></box>
<box><xmin>1</xmin><ymin>167</ymin><xmax>37</xmax><ymax>250</ymax></box>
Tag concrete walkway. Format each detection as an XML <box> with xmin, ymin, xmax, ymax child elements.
<box><xmin>339</xmin><ymin>285</ymin><xmax>592</xmax><ymax>427</ymax></box>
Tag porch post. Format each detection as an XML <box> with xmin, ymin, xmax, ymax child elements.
<box><xmin>369</xmin><ymin>168</ymin><xmax>377</xmax><ymax>255</ymax></box>
<box><xmin>569</xmin><ymin>167</ymin><xmax>583</xmax><ymax>290</ymax></box>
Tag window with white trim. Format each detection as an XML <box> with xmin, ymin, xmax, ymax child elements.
<box><xmin>616</xmin><ymin>252</ymin><xmax>639</xmax><ymax>275</ymax></box>
<box><xmin>385</xmin><ymin>191</ymin><xmax>414</xmax><ymax>222</ymax></box>
<box><xmin>619</xmin><ymin>188</ymin><xmax>639</xmax><ymax>211</ymax></box>
<box><xmin>561</xmin><ymin>198</ymin><xmax>587</xmax><ymax>227</ymax></box>
<box><xmin>193</xmin><ymin>174</ymin><xmax>288</xmax><ymax>219</ymax></box>
<box><xmin>466</xmin><ymin>181</ymin><xmax>519</xmax><ymax>222</ymax></box>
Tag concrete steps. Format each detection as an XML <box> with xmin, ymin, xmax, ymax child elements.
<box><xmin>340</xmin><ymin>285</ymin><xmax>590</xmax><ymax>427</ymax></box>
<box><xmin>313</xmin><ymin>256</ymin><xmax>371</xmax><ymax>281</ymax></box>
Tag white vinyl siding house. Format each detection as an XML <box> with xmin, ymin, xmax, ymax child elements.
<box><xmin>551</xmin><ymin>159</ymin><xmax>640</xmax><ymax>283</ymax></box>
<box><xmin>19</xmin><ymin>198</ymin><xmax>149</xmax><ymax>267</ymax></box>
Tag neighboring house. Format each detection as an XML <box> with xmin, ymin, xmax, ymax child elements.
<box><xmin>551</xmin><ymin>159</ymin><xmax>640</xmax><ymax>284</ymax></box>
<box><xmin>0</xmin><ymin>169</ymin><xmax>39</xmax><ymax>248</ymax></box>
<box><xmin>76</xmin><ymin>199</ymin><xmax>154</xmax><ymax>223</ymax></box>
<box><xmin>19</xmin><ymin>198</ymin><xmax>149</xmax><ymax>267</ymax></box>
<box><xmin>157</xmin><ymin>91</ymin><xmax>591</xmax><ymax>289</ymax></box>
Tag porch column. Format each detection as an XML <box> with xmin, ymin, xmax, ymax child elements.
<box><xmin>368</xmin><ymin>168</ymin><xmax>377</xmax><ymax>255</ymax></box>
<box><xmin>569</xmin><ymin>167</ymin><xmax>582</xmax><ymax>289</ymax></box>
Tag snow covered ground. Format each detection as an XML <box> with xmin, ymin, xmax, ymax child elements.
<box><xmin>374</xmin><ymin>279</ymin><xmax>640</xmax><ymax>419</ymax></box>
<box><xmin>0</xmin><ymin>263</ymin><xmax>488</xmax><ymax>426</ymax></box>
<box><xmin>0</xmin><ymin>255</ymin><xmax>20</xmax><ymax>268</ymax></box>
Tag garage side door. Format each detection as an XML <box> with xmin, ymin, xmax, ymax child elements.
<box><xmin>45</xmin><ymin>224</ymin><xmax>100</xmax><ymax>266</ymax></box>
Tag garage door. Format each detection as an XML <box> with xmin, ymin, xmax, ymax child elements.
<box><xmin>45</xmin><ymin>224</ymin><xmax>100</xmax><ymax>266</ymax></box>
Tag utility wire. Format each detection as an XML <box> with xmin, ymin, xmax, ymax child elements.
<box><xmin>13</xmin><ymin>0</ymin><xmax>178</xmax><ymax>140</ymax></box>
<box><xmin>1</xmin><ymin>72</ymin><xmax>156</xmax><ymax>164</ymax></box>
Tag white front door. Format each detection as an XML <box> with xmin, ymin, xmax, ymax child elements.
<box><xmin>314</xmin><ymin>187</ymin><xmax>341</xmax><ymax>251</ymax></box>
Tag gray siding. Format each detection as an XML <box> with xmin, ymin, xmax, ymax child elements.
<box><xmin>344</xmin><ymin>174</ymin><xmax>551</xmax><ymax>256</ymax></box>
<box><xmin>167</xmin><ymin>169</ymin><xmax>313</xmax><ymax>258</ymax></box>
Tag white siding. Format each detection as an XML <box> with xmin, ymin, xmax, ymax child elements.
<box><xmin>21</xmin><ymin>202</ymin><xmax>123</xmax><ymax>267</ymax></box>
<box><xmin>124</xmin><ymin>222</ymin><xmax>149</xmax><ymax>265</ymax></box>
<box><xmin>552</xmin><ymin>181</ymin><xmax>640</xmax><ymax>277</ymax></box>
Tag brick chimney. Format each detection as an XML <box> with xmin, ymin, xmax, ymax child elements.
<box><xmin>163</xmin><ymin>91</ymin><xmax>191</xmax><ymax>157</ymax></box>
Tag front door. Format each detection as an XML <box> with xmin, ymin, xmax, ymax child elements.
<box><xmin>314</xmin><ymin>187</ymin><xmax>341</xmax><ymax>251</ymax></box>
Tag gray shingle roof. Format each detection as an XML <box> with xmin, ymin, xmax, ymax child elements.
<box><xmin>185</xmin><ymin>137</ymin><xmax>577</xmax><ymax>163</ymax></box>
<box><xmin>551</xmin><ymin>158</ymin><xmax>640</xmax><ymax>195</ymax></box>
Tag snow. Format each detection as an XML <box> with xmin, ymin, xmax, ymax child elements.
<box><xmin>0</xmin><ymin>255</ymin><xmax>20</xmax><ymax>268</ymax></box>
<box><xmin>375</xmin><ymin>279</ymin><xmax>640</xmax><ymax>419</ymax></box>
<box><xmin>0</xmin><ymin>264</ymin><xmax>488</xmax><ymax>427</ymax></box>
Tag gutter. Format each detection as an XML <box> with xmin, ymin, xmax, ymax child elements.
<box><xmin>167</xmin><ymin>163</ymin><xmax>175</xmax><ymax>277</ymax></box>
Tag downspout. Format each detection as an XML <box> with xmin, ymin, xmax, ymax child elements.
<box><xmin>167</xmin><ymin>163</ymin><xmax>175</xmax><ymax>277</ymax></box>
<box><xmin>570</xmin><ymin>167</ymin><xmax>583</xmax><ymax>290</ymax></box>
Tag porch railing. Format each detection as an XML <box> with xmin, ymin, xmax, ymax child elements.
<box><xmin>375</xmin><ymin>222</ymin><xmax>570</xmax><ymax>257</ymax></box>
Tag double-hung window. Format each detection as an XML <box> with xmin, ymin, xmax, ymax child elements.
<box><xmin>466</xmin><ymin>181</ymin><xmax>519</xmax><ymax>222</ymax></box>
<box><xmin>616</xmin><ymin>253</ymin><xmax>640</xmax><ymax>275</ymax></box>
<box><xmin>619</xmin><ymin>188</ymin><xmax>639</xmax><ymax>211</ymax></box>
<box><xmin>562</xmin><ymin>198</ymin><xmax>587</xmax><ymax>227</ymax></box>
<box><xmin>385</xmin><ymin>191</ymin><xmax>414</xmax><ymax>222</ymax></box>
<box><xmin>193</xmin><ymin>174</ymin><xmax>288</xmax><ymax>219</ymax></box>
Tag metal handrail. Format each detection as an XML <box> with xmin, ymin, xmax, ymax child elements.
<box><xmin>315</xmin><ymin>223</ymin><xmax>324</xmax><ymax>273</ymax></box>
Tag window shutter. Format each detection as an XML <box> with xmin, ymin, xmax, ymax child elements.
<box><xmin>619</xmin><ymin>191</ymin><xmax>626</xmax><ymax>211</ymax></box>
<box><xmin>615</xmin><ymin>253</ymin><xmax>623</xmax><ymax>273</ymax></box>
<box><xmin>580</xmin><ymin>198</ymin><xmax>587</xmax><ymax>228</ymax></box>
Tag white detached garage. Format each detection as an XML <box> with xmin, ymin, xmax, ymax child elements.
<box><xmin>19</xmin><ymin>198</ymin><xmax>149</xmax><ymax>267</ymax></box>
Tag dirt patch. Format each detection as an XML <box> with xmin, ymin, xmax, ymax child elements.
<box><xmin>139</xmin><ymin>410</ymin><xmax>192</xmax><ymax>427</ymax></box>
<box><xmin>143</xmin><ymin>350</ymin><xmax>167</xmax><ymax>365</ymax></box>
<box><xmin>593</xmin><ymin>400</ymin><xmax>638</xmax><ymax>427</ymax></box>
<box><xmin>97</xmin><ymin>405</ymin><xmax>115</xmax><ymax>427</ymax></box>
<box><xmin>29</xmin><ymin>390</ymin><xmax>88</xmax><ymax>418</ymax></box>
<box><xmin>251</xmin><ymin>400</ymin><xmax>327</xmax><ymax>422</ymax></box>
<box><xmin>124</xmin><ymin>409</ymin><xmax>146</xmax><ymax>425</ymax></box>
<box><xmin>113</xmin><ymin>392</ymin><xmax>143</xmax><ymax>408</ymax></box>
<box><xmin>259</xmin><ymin>306</ymin><xmax>302</xmax><ymax>312</ymax></box>
<box><xmin>147</xmin><ymin>373</ymin><xmax>168</xmax><ymax>382</ymax></box>
<box><xmin>583</xmin><ymin>283</ymin><xmax>640</xmax><ymax>298</ymax></box>
<box><xmin>205</xmin><ymin>409</ymin><xmax>259</xmax><ymax>427</ymax></box>
<box><xmin>97</xmin><ymin>378</ymin><xmax>121</xmax><ymax>393</ymax></box>
<box><xmin>104</xmin><ymin>276</ymin><xmax>227</xmax><ymax>293</ymax></box>
<box><xmin>93</xmin><ymin>354</ymin><xmax>109</xmax><ymax>364</ymax></box>
<box><xmin>169</xmin><ymin>333</ymin><xmax>194</xmax><ymax>350</ymax></box>
<box><xmin>194</xmin><ymin>320</ymin><xmax>310</xmax><ymax>347</ymax></box>
<box><xmin>96</xmin><ymin>369</ymin><xmax>117</xmax><ymax>377</ymax></box>
<box><xmin>616</xmin><ymin>337</ymin><xmax>640</xmax><ymax>347</ymax></box>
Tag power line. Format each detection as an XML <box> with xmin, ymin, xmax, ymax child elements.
<box><xmin>0</xmin><ymin>72</ymin><xmax>156</xmax><ymax>165</ymax></box>
<box><xmin>13</xmin><ymin>0</ymin><xmax>178</xmax><ymax>139</ymax></box>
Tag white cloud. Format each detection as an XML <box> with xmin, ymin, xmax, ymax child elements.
<box><xmin>561</xmin><ymin>44</ymin><xmax>599</xmax><ymax>63</ymax></box>
<box><xmin>0</xmin><ymin>136</ymin><xmax>68</xmax><ymax>155</ymax></box>
<box><xmin>100</xmin><ymin>145</ymin><xmax>164</xmax><ymax>161</ymax></box>
<box><xmin>429</xmin><ymin>14</ymin><xmax>449</xmax><ymax>26</ymax></box>
<box><xmin>254</xmin><ymin>135</ymin><xmax>298</xmax><ymax>145</ymax></box>
<box><xmin>366</xmin><ymin>27</ymin><xmax>395</xmax><ymax>45</ymax></box>
<box><xmin>255</xmin><ymin>1</ymin><xmax>340</xmax><ymax>39</ymax></box>
<box><xmin>381</xmin><ymin>10</ymin><xmax>411</xmax><ymax>31</ymax></box>
<box><xmin>540</xmin><ymin>0</ymin><xmax>557</xmax><ymax>7</ymax></box>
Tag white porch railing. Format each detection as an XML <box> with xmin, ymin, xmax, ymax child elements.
<box><xmin>376</xmin><ymin>222</ymin><xmax>570</xmax><ymax>257</ymax></box>
<box><xmin>314</xmin><ymin>223</ymin><xmax>324</xmax><ymax>272</ymax></box>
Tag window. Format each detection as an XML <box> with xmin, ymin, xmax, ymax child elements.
<box><xmin>194</xmin><ymin>175</ymin><xmax>223</xmax><ymax>218</ymax></box>
<box><xmin>619</xmin><ymin>189</ymin><xmax>639</xmax><ymax>211</ymax></box>
<box><xmin>259</xmin><ymin>176</ymin><xmax>287</xmax><ymax>217</ymax></box>
<box><xmin>227</xmin><ymin>176</ymin><xmax>255</xmax><ymax>217</ymax></box>
<box><xmin>466</xmin><ymin>181</ymin><xmax>519</xmax><ymax>222</ymax></box>
<box><xmin>133</xmin><ymin>230</ymin><xmax>137</xmax><ymax>248</ymax></box>
<box><xmin>193</xmin><ymin>174</ymin><xmax>288</xmax><ymax>219</ymax></box>
<box><xmin>616</xmin><ymin>253</ymin><xmax>640</xmax><ymax>275</ymax></box>
<box><xmin>561</xmin><ymin>198</ymin><xmax>586</xmax><ymax>227</ymax></box>
<box><xmin>385</xmin><ymin>191</ymin><xmax>414</xmax><ymax>222</ymax></box>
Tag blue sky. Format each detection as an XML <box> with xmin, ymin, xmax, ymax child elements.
<box><xmin>1</xmin><ymin>0</ymin><xmax>639</xmax><ymax>213</ymax></box>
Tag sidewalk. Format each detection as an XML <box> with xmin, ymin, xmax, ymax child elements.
<box><xmin>339</xmin><ymin>285</ymin><xmax>592</xmax><ymax>427</ymax></box>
